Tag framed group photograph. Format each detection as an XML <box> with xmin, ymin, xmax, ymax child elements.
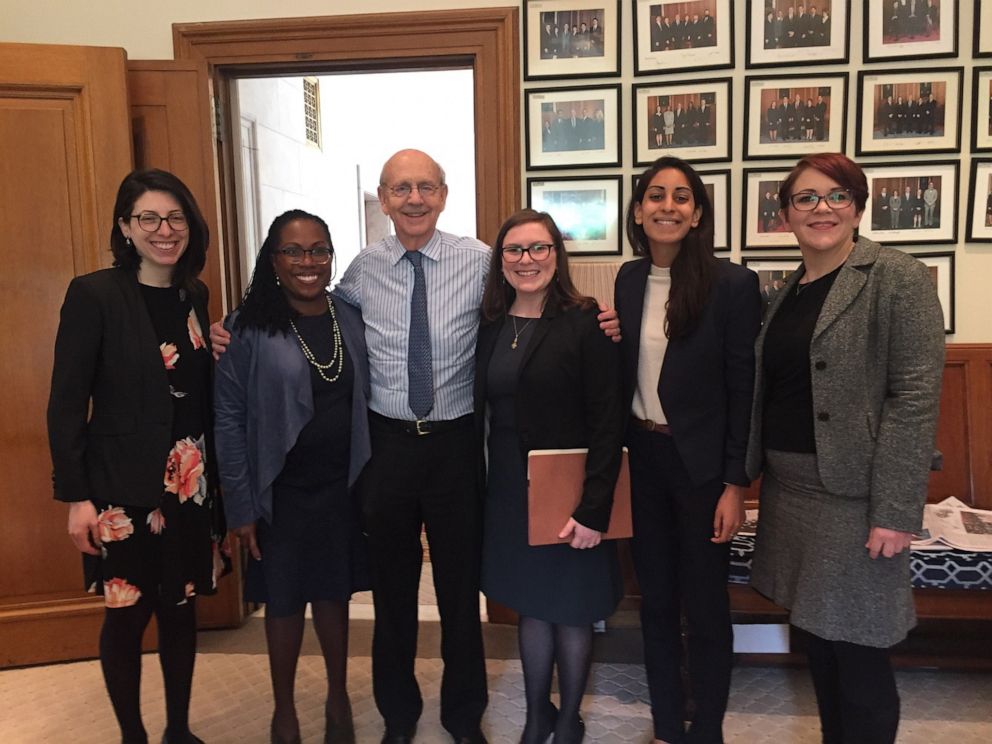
<box><xmin>745</xmin><ymin>0</ymin><xmax>850</xmax><ymax>68</ymax></box>
<box><xmin>977</xmin><ymin>0</ymin><xmax>992</xmax><ymax>58</ymax></box>
<box><xmin>859</xmin><ymin>160</ymin><xmax>958</xmax><ymax>246</ymax></box>
<box><xmin>912</xmin><ymin>252</ymin><xmax>955</xmax><ymax>334</ymax></box>
<box><xmin>855</xmin><ymin>68</ymin><xmax>963</xmax><ymax>156</ymax></box>
<box><xmin>629</xmin><ymin>168</ymin><xmax>730</xmax><ymax>250</ymax></box>
<box><xmin>973</xmin><ymin>67</ymin><xmax>992</xmax><ymax>152</ymax></box>
<box><xmin>633</xmin><ymin>0</ymin><xmax>733</xmax><ymax>75</ymax></box>
<box><xmin>741</xmin><ymin>167</ymin><xmax>796</xmax><ymax>250</ymax></box>
<box><xmin>743</xmin><ymin>73</ymin><xmax>848</xmax><ymax>159</ymax></box>
<box><xmin>863</xmin><ymin>0</ymin><xmax>957</xmax><ymax>62</ymax></box>
<box><xmin>967</xmin><ymin>159</ymin><xmax>992</xmax><ymax>243</ymax></box>
<box><xmin>524</xmin><ymin>84</ymin><xmax>621</xmax><ymax>170</ymax></box>
<box><xmin>527</xmin><ymin>175</ymin><xmax>622</xmax><ymax>255</ymax></box>
<box><xmin>632</xmin><ymin>78</ymin><xmax>732</xmax><ymax>165</ymax></box>
<box><xmin>741</xmin><ymin>257</ymin><xmax>802</xmax><ymax>318</ymax></box>
<box><xmin>523</xmin><ymin>0</ymin><xmax>621</xmax><ymax>80</ymax></box>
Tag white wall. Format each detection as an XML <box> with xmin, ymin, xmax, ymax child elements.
<box><xmin>2</xmin><ymin>0</ymin><xmax>989</xmax><ymax>341</ymax></box>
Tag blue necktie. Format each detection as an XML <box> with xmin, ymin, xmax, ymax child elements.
<box><xmin>404</xmin><ymin>250</ymin><xmax>434</xmax><ymax>419</ymax></box>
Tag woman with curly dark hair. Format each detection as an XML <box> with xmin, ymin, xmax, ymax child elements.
<box><xmin>616</xmin><ymin>157</ymin><xmax>762</xmax><ymax>744</ymax></box>
<box><xmin>214</xmin><ymin>210</ymin><xmax>371</xmax><ymax>744</ymax></box>
<box><xmin>48</xmin><ymin>168</ymin><xmax>223</xmax><ymax>744</ymax></box>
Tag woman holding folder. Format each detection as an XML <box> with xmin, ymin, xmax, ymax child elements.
<box><xmin>615</xmin><ymin>157</ymin><xmax>762</xmax><ymax>744</ymax></box>
<box><xmin>475</xmin><ymin>209</ymin><xmax>625</xmax><ymax>744</ymax></box>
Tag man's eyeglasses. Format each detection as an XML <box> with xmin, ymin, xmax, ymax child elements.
<box><xmin>130</xmin><ymin>212</ymin><xmax>188</xmax><ymax>232</ymax></box>
<box><xmin>274</xmin><ymin>246</ymin><xmax>333</xmax><ymax>264</ymax></box>
<box><xmin>501</xmin><ymin>243</ymin><xmax>554</xmax><ymax>262</ymax></box>
<box><xmin>384</xmin><ymin>182</ymin><xmax>443</xmax><ymax>198</ymax></box>
<box><xmin>789</xmin><ymin>189</ymin><xmax>854</xmax><ymax>211</ymax></box>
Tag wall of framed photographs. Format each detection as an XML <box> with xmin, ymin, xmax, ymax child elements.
<box><xmin>520</xmin><ymin>0</ymin><xmax>992</xmax><ymax>341</ymax></box>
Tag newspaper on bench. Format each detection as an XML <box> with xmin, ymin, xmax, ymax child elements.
<box><xmin>912</xmin><ymin>496</ymin><xmax>992</xmax><ymax>552</ymax></box>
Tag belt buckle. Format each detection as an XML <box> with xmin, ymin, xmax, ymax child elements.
<box><xmin>414</xmin><ymin>419</ymin><xmax>431</xmax><ymax>436</ymax></box>
<box><xmin>643</xmin><ymin>418</ymin><xmax>656</xmax><ymax>431</ymax></box>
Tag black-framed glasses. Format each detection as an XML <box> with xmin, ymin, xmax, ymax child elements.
<box><xmin>130</xmin><ymin>212</ymin><xmax>189</xmax><ymax>231</ymax></box>
<box><xmin>275</xmin><ymin>246</ymin><xmax>333</xmax><ymax>264</ymax></box>
<box><xmin>502</xmin><ymin>243</ymin><xmax>554</xmax><ymax>262</ymax></box>
<box><xmin>384</xmin><ymin>182</ymin><xmax>442</xmax><ymax>198</ymax></box>
<box><xmin>789</xmin><ymin>189</ymin><xmax>854</xmax><ymax>211</ymax></box>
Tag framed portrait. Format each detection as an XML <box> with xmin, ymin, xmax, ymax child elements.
<box><xmin>910</xmin><ymin>252</ymin><xmax>955</xmax><ymax>334</ymax></box>
<box><xmin>977</xmin><ymin>0</ymin><xmax>992</xmax><ymax>58</ymax></box>
<box><xmin>864</xmin><ymin>0</ymin><xmax>957</xmax><ymax>63</ymax></box>
<box><xmin>860</xmin><ymin>160</ymin><xmax>958</xmax><ymax>246</ymax></box>
<box><xmin>525</xmin><ymin>84</ymin><xmax>621</xmax><ymax>170</ymax></box>
<box><xmin>741</xmin><ymin>167</ymin><xmax>797</xmax><ymax>250</ymax></box>
<box><xmin>855</xmin><ymin>68</ymin><xmax>963</xmax><ymax>156</ymax></box>
<box><xmin>632</xmin><ymin>78</ymin><xmax>732</xmax><ymax>166</ymax></box>
<box><xmin>632</xmin><ymin>168</ymin><xmax>731</xmax><ymax>250</ymax></box>
<box><xmin>966</xmin><ymin>159</ymin><xmax>992</xmax><ymax>243</ymax></box>
<box><xmin>743</xmin><ymin>73</ymin><xmax>848</xmax><ymax>159</ymax></box>
<box><xmin>633</xmin><ymin>0</ymin><xmax>733</xmax><ymax>75</ymax></box>
<box><xmin>745</xmin><ymin>0</ymin><xmax>850</xmax><ymax>68</ymax></box>
<box><xmin>973</xmin><ymin>67</ymin><xmax>992</xmax><ymax>152</ymax></box>
<box><xmin>527</xmin><ymin>175</ymin><xmax>623</xmax><ymax>255</ymax></box>
<box><xmin>741</xmin><ymin>257</ymin><xmax>803</xmax><ymax>319</ymax></box>
<box><xmin>523</xmin><ymin>0</ymin><xmax>621</xmax><ymax>80</ymax></box>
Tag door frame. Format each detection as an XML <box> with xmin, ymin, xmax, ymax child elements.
<box><xmin>172</xmin><ymin>7</ymin><xmax>520</xmax><ymax>305</ymax></box>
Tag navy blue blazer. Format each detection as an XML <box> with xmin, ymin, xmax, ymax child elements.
<box><xmin>615</xmin><ymin>258</ymin><xmax>762</xmax><ymax>487</ymax></box>
<box><xmin>213</xmin><ymin>296</ymin><xmax>371</xmax><ymax>530</ymax></box>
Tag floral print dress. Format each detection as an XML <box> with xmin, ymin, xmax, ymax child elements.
<box><xmin>85</xmin><ymin>285</ymin><xmax>220</xmax><ymax>609</ymax></box>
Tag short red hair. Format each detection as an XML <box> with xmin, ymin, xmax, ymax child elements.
<box><xmin>778</xmin><ymin>153</ymin><xmax>869</xmax><ymax>213</ymax></box>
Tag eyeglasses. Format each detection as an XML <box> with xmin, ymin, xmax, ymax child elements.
<box><xmin>789</xmin><ymin>189</ymin><xmax>854</xmax><ymax>211</ymax></box>
<box><xmin>384</xmin><ymin>182</ymin><xmax>443</xmax><ymax>198</ymax></box>
<box><xmin>130</xmin><ymin>212</ymin><xmax>189</xmax><ymax>231</ymax></box>
<box><xmin>274</xmin><ymin>246</ymin><xmax>333</xmax><ymax>264</ymax></box>
<box><xmin>502</xmin><ymin>243</ymin><xmax>554</xmax><ymax>262</ymax></box>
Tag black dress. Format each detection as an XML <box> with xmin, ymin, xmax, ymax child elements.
<box><xmin>244</xmin><ymin>311</ymin><xmax>370</xmax><ymax>617</ymax></box>
<box><xmin>480</xmin><ymin>319</ymin><xmax>622</xmax><ymax>626</ymax></box>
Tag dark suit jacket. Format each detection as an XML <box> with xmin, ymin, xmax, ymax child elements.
<box><xmin>615</xmin><ymin>258</ymin><xmax>761</xmax><ymax>487</ymax></box>
<box><xmin>473</xmin><ymin>303</ymin><xmax>624</xmax><ymax>532</ymax></box>
<box><xmin>48</xmin><ymin>268</ymin><xmax>213</xmax><ymax>509</ymax></box>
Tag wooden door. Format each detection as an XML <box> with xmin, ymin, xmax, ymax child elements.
<box><xmin>0</xmin><ymin>42</ymin><xmax>133</xmax><ymax>667</ymax></box>
<box><xmin>127</xmin><ymin>59</ymin><xmax>242</xmax><ymax>628</ymax></box>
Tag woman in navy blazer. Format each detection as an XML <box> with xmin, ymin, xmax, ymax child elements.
<box><xmin>615</xmin><ymin>158</ymin><xmax>762</xmax><ymax>744</ymax></box>
<box><xmin>214</xmin><ymin>210</ymin><xmax>371</xmax><ymax>744</ymax></box>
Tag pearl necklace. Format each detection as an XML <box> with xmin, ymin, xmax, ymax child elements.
<box><xmin>290</xmin><ymin>296</ymin><xmax>343</xmax><ymax>383</ymax></box>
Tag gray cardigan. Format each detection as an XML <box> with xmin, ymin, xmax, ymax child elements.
<box><xmin>213</xmin><ymin>296</ymin><xmax>371</xmax><ymax>530</ymax></box>
<box><xmin>745</xmin><ymin>238</ymin><xmax>945</xmax><ymax>532</ymax></box>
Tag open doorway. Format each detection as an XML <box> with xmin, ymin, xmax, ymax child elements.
<box><xmin>229</xmin><ymin>68</ymin><xmax>476</xmax><ymax>293</ymax></box>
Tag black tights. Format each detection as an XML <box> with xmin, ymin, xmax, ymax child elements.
<box><xmin>799</xmin><ymin>628</ymin><xmax>900</xmax><ymax>744</ymax></box>
<box><xmin>267</xmin><ymin>601</ymin><xmax>351</xmax><ymax>741</ymax></box>
<box><xmin>518</xmin><ymin>615</ymin><xmax>591</xmax><ymax>744</ymax></box>
<box><xmin>100</xmin><ymin>596</ymin><xmax>198</xmax><ymax>744</ymax></box>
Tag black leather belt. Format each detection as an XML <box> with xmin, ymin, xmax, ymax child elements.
<box><xmin>370</xmin><ymin>411</ymin><xmax>472</xmax><ymax>436</ymax></box>
<box><xmin>631</xmin><ymin>417</ymin><xmax>672</xmax><ymax>435</ymax></box>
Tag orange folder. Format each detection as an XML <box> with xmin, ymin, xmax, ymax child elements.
<box><xmin>526</xmin><ymin>448</ymin><xmax>632</xmax><ymax>546</ymax></box>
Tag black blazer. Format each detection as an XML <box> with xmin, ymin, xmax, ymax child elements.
<box><xmin>615</xmin><ymin>258</ymin><xmax>761</xmax><ymax>487</ymax></box>
<box><xmin>48</xmin><ymin>268</ymin><xmax>213</xmax><ymax>508</ymax></box>
<box><xmin>473</xmin><ymin>303</ymin><xmax>624</xmax><ymax>532</ymax></box>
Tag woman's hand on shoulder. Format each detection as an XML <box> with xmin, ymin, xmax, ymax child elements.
<box><xmin>711</xmin><ymin>483</ymin><xmax>745</xmax><ymax>543</ymax></box>
<box><xmin>559</xmin><ymin>518</ymin><xmax>602</xmax><ymax>549</ymax></box>
<box><xmin>233</xmin><ymin>522</ymin><xmax>261</xmax><ymax>561</ymax></box>
<box><xmin>67</xmin><ymin>500</ymin><xmax>101</xmax><ymax>556</ymax></box>
<box><xmin>210</xmin><ymin>321</ymin><xmax>232</xmax><ymax>361</ymax></box>
<box><xmin>865</xmin><ymin>526</ymin><xmax>913</xmax><ymax>559</ymax></box>
<box><xmin>596</xmin><ymin>302</ymin><xmax>621</xmax><ymax>343</ymax></box>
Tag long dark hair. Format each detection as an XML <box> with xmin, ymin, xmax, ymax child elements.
<box><xmin>481</xmin><ymin>209</ymin><xmax>596</xmax><ymax>322</ymax></box>
<box><xmin>234</xmin><ymin>209</ymin><xmax>334</xmax><ymax>335</ymax></box>
<box><xmin>110</xmin><ymin>169</ymin><xmax>209</xmax><ymax>295</ymax></box>
<box><xmin>625</xmin><ymin>156</ymin><xmax>715</xmax><ymax>339</ymax></box>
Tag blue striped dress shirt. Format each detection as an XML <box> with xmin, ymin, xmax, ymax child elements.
<box><xmin>334</xmin><ymin>230</ymin><xmax>491</xmax><ymax>421</ymax></box>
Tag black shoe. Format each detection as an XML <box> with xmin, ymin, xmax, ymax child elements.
<box><xmin>520</xmin><ymin>701</ymin><xmax>557</xmax><ymax>744</ymax></box>
<box><xmin>161</xmin><ymin>733</ymin><xmax>205</xmax><ymax>744</ymax></box>
<box><xmin>380</xmin><ymin>730</ymin><xmax>414</xmax><ymax>744</ymax></box>
<box><xmin>554</xmin><ymin>713</ymin><xmax>585</xmax><ymax>744</ymax></box>
<box><xmin>270</xmin><ymin>721</ymin><xmax>301</xmax><ymax>744</ymax></box>
<box><xmin>325</xmin><ymin>702</ymin><xmax>355</xmax><ymax>744</ymax></box>
<box><xmin>452</xmin><ymin>732</ymin><xmax>487</xmax><ymax>744</ymax></box>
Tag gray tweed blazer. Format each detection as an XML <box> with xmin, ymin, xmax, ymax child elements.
<box><xmin>745</xmin><ymin>237</ymin><xmax>945</xmax><ymax>532</ymax></box>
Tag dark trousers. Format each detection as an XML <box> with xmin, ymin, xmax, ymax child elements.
<box><xmin>627</xmin><ymin>427</ymin><xmax>732</xmax><ymax>744</ymax></box>
<box><xmin>360</xmin><ymin>414</ymin><xmax>488</xmax><ymax>736</ymax></box>
<box><xmin>799</xmin><ymin>628</ymin><xmax>900</xmax><ymax>744</ymax></box>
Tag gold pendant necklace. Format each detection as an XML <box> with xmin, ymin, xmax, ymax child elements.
<box><xmin>290</xmin><ymin>296</ymin><xmax>344</xmax><ymax>383</ymax></box>
<box><xmin>511</xmin><ymin>315</ymin><xmax>535</xmax><ymax>350</ymax></box>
